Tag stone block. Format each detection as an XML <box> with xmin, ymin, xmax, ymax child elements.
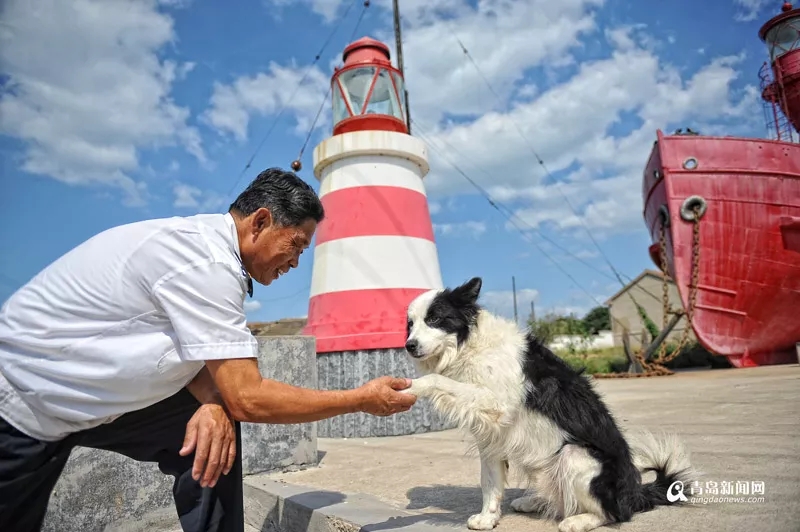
<box><xmin>42</xmin><ymin>335</ymin><xmax>319</xmax><ymax>531</ymax></box>
<box><xmin>44</xmin><ymin>446</ymin><xmax>175</xmax><ymax>532</ymax></box>
<box><xmin>241</xmin><ymin>335</ymin><xmax>318</xmax><ymax>475</ymax></box>
<box><xmin>315</xmin><ymin>348</ymin><xmax>455</xmax><ymax>438</ymax></box>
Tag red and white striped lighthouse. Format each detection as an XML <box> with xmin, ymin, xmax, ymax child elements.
<box><xmin>302</xmin><ymin>36</ymin><xmax>443</xmax><ymax>353</ymax></box>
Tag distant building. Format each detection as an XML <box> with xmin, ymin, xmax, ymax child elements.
<box><xmin>604</xmin><ymin>269</ymin><xmax>694</xmax><ymax>350</ymax></box>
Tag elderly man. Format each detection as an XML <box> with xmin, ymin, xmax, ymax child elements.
<box><xmin>0</xmin><ymin>168</ymin><xmax>417</xmax><ymax>532</ymax></box>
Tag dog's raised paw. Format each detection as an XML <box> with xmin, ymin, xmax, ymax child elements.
<box><xmin>400</xmin><ymin>381</ymin><xmax>423</xmax><ymax>395</ymax></box>
<box><xmin>467</xmin><ymin>512</ymin><xmax>500</xmax><ymax>530</ymax></box>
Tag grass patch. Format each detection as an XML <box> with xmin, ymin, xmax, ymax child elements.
<box><xmin>554</xmin><ymin>346</ymin><xmax>629</xmax><ymax>375</ymax></box>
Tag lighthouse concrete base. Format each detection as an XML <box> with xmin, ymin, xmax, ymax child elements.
<box><xmin>316</xmin><ymin>348</ymin><xmax>456</xmax><ymax>438</ymax></box>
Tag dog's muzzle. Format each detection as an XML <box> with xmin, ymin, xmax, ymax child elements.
<box><xmin>405</xmin><ymin>339</ymin><xmax>421</xmax><ymax>357</ymax></box>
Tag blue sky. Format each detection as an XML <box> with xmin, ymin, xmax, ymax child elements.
<box><xmin>0</xmin><ymin>0</ymin><xmax>785</xmax><ymax>324</ymax></box>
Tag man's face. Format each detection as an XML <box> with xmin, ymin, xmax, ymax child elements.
<box><xmin>239</xmin><ymin>208</ymin><xmax>316</xmax><ymax>286</ymax></box>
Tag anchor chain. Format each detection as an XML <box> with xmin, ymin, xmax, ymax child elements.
<box><xmin>658</xmin><ymin>221</ymin><xmax>671</xmax><ymax>361</ymax></box>
<box><xmin>594</xmin><ymin>203</ymin><xmax>703</xmax><ymax>379</ymax></box>
<box><xmin>652</xmin><ymin>205</ymin><xmax>701</xmax><ymax>366</ymax></box>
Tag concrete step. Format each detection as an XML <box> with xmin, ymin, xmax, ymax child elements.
<box><xmin>104</xmin><ymin>504</ymin><xmax>260</xmax><ymax>532</ymax></box>
<box><xmin>102</xmin><ymin>475</ymin><xmax>449</xmax><ymax>532</ymax></box>
<box><xmin>243</xmin><ymin>475</ymin><xmax>459</xmax><ymax>532</ymax></box>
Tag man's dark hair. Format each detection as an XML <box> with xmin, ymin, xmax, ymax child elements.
<box><xmin>229</xmin><ymin>167</ymin><xmax>325</xmax><ymax>226</ymax></box>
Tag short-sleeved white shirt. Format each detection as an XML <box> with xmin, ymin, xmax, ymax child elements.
<box><xmin>0</xmin><ymin>213</ymin><xmax>258</xmax><ymax>441</ymax></box>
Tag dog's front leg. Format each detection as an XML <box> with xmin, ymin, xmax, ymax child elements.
<box><xmin>467</xmin><ymin>452</ymin><xmax>507</xmax><ymax>530</ymax></box>
<box><xmin>401</xmin><ymin>374</ymin><xmax>507</xmax><ymax>426</ymax></box>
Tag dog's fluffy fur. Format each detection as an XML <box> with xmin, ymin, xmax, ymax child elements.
<box><xmin>401</xmin><ymin>277</ymin><xmax>697</xmax><ymax>532</ymax></box>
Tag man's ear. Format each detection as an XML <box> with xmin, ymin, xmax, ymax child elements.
<box><xmin>251</xmin><ymin>207</ymin><xmax>273</xmax><ymax>234</ymax></box>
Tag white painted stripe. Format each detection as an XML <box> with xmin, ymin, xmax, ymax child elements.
<box><xmin>317</xmin><ymin>156</ymin><xmax>427</xmax><ymax>198</ymax></box>
<box><xmin>313</xmin><ymin>129</ymin><xmax>429</xmax><ymax>178</ymax></box>
<box><xmin>309</xmin><ymin>235</ymin><xmax>443</xmax><ymax>297</ymax></box>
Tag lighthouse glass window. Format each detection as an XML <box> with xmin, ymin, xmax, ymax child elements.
<box><xmin>391</xmin><ymin>71</ymin><xmax>406</xmax><ymax>117</ymax></box>
<box><xmin>338</xmin><ymin>66</ymin><xmax>403</xmax><ymax>121</ymax></box>
<box><xmin>362</xmin><ymin>69</ymin><xmax>403</xmax><ymax>120</ymax></box>
<box><xmin>765</xmin><ymin>16</ymin><xmax>800</xmax><ymax>60</ymax></box>
<box><xmin>332</xmin><ymin>82</ymin><xmax>349</xmax><ymax>124</ymax></box>
<box><xmin>338</xmin><ymin>67</ymin><xmax>375</xmax><ymax>114</ymax></box>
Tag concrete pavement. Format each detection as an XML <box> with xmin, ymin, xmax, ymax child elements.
<box><xmin>257</xmin><ymin>364</ymin><xmax>800</xmax><ymax>532</ymax></box>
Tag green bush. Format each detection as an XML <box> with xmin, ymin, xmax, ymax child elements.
<box><xmin>555</xmin><ymin>348</ymin><xmax>629</xmax><ymax>375</ymax></box>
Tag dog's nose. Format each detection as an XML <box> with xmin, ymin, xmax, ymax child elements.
<box><xmin>405</xmin><ymin>339</ymin><xmax>418</xmax><ymax>353</ymax></box>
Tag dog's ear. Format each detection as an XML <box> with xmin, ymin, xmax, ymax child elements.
<box><xmin>454</xmin><ymin>277</ymin><xmax>482</xmax><ymax>303</ymax></box>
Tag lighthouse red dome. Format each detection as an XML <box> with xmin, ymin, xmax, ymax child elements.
<box><xmin>342</xmin><ymin>37</ymin><xmax>392</xmax><ymax>66</ymax></box>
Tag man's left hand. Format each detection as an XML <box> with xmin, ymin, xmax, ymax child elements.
<box><xmin>179</xmin><ymin>403</ymin><xmax>236</xmax><ymax>488</ymax></box>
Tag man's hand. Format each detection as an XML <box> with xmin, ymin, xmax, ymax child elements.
<box><xmin>355</xmin><ymin>376</ymin><xmax>418</xmax><ymax>416</ymax></box>
<box><xmin>179</xmin><ymin>404</ymin><xmax>236</xmax><ymax>488</ymax></box>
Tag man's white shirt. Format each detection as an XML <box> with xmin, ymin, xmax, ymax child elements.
<box><xmin>0</xmin><ymin>213</ymin><xmax>258</xmax><ymax>441</ymax></box>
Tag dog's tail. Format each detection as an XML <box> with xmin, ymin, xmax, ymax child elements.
<box><xmin>628</xmin><ymin>430</ymin><xmax>699</xmax><ymax>513</ymax></box>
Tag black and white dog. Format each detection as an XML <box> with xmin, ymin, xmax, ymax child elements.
<box><xmin>401</xmin><ymin>277</ymin><xmax>696</xmax><ymax>532</ymax></box>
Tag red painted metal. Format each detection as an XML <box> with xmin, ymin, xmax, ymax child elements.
<box><xmin>342</xmin><ymin>37</ymin><xmax>393</xmax><ymax>67</ymax></box>
<box><xmin>641</xmin><ymin>4</ymin><xmax>800</xmax><ymax>368</ymax></box>
<box><xmin>315</xmin><ymin>186</ymin><xmax>435</xmax><ymax>245</ymax></box>
<box><xmin>642</xmin><ymin>132</ymin><xmax>800</xmax><ymax>368</ymax></box>
<box><xmin>305</xmin><ymin>288</ymin><xmax>429</xmax><ymax>352</ymax></box>
<box><xmin>332</xmin><ymin>114</ymin><xmax>408</xmax><ymax>136</ymax></box>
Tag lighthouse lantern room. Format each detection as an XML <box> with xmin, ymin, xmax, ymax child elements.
<box><xmin>758</xmin><ymin>2</ymin><xmax>800</xmax><ymax>137</ymax></box>
<box><xmin>331</xmin><ymin>37</ymin><xmax>408</xmax><ymax>135</ymax></box>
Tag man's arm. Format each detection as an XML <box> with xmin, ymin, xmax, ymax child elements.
<box><xmin>204</xmin><ymin>358</ymin><xmax>413</xmax><ymax>424</ymax></box>
<box><xmin>186</xmin><ymin>366</ymin><xmax>226</xmax><ymax>407</ymax></box>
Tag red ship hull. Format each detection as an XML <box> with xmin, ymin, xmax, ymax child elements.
<box><xmin>642</xmin><ymin>130</ymin><xmax>800</xmax><ymax>368</ymax></box>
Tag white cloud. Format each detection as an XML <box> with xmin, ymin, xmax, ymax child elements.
<box><xmin>427</xmin><ymin>197</ymin><xmax>460</xmax><ymax>215</ymax></box>
<box><xmin>384</xmin><ymin>0</ymin><xmax>605</xmax><ymax>124</ymax></box>
<box><xmin>0</xmin><ymin>0</ymin><xmax>205</xmax><ymax>206</ymax></box>
<box><xmin>481</xmin><ymin>287</ymin><xmax>539</xmax><ymax>322</ymax></box>
<box><xmin>202</xmin><ymin>62</ymin><xmax>330</xmax><ymax>141</ymax></box>
<box><xmin>172</xmin><ymin>183</ymin><xmax>228</xmax><ymax>212</ymax></box>
<box><xmin>415</xmin><ymin>45</ymin><xmax>757</xmax><ymax>238</ymax></box>
<box><xmin>433</xmin><ymin>221</ymin><xmax>487</xmax><ymax>238</ymax></box>
<box><xmin>733</xmin><ymin>0</ymin><xmax>775</xmax><ymax>22</ymax></box>
<box><xmin>160</xmin><ymin>0</ymin><xmax>194</xmax><ymax>7</ymax></box>
<box><xmin>244</xmin><ymin>300</ymin><xmax>263</xmax><ymax>313</ymax></box>
<box><xmin>573</xmin><ymin>250</ymin><xmax>600</xmax><ymax>260</ymax></box>
<box><xmin>265</xmin><ymin>0</ymin><xmax>348</xmax><ymax>24</ymax></box>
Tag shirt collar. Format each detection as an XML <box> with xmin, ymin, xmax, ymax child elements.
<box><xmin>224</xmin><ymin>212</ymin><xmax>253</xmax><ymax>298</ymax></box>
<box><xmin>224</xmin><ymin>212</ymin><xmax>242</xmax><ymax>259</ymax></box>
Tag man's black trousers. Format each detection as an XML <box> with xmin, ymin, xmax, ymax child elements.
<box><xmin>0</xmin><ymin>388</ymin><xmax>244</xmax><ymax>532</ymax></box>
